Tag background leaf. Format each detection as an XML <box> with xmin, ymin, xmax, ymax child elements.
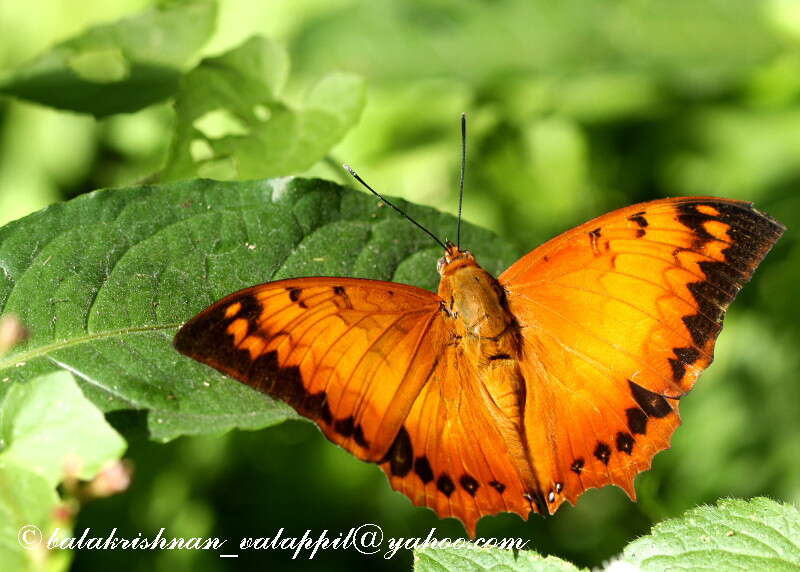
<box><xmin>161</xmin><ymin>36</ymin><xmax>365</xmax><ymax>182</ymax></box>
<box><xmin>414</xmin><ymin>544</ymin><xmax>584</xmax><ymax>572</ymax></box>
<box><xmin>0</xmin><ymin>177</ymin><xmax>518</xmax><ymax>441</ymax></box>
<box><xmin>0</xmin><ymin>370</ymin><xmax>125</xmax><ymax>486</ymax></box>
<box><xmin>0</xmin><ymin>1</ymin><xmax>217</xmax><ymax>116</ymax></box>
<box><xmin>0</xmin><ymin>464</ymin><xmax>60</xmax><ymax>572</ymax></box>
<box><xmin>623</xmin><ymin>498</ymin><xmax>800</xmax><ymax>571</ymax></box>
<box><xmin>0</xmin><ymin>370</ymin><xmax>125</xmax><ymax>572</ymax></box>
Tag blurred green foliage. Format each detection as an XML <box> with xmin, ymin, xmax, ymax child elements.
<box><xmin>0</xmin><ymin>0</ymin><xmax>797</xmax><ymax>570</ymax></box>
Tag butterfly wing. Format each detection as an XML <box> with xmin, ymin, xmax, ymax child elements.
<box><xmin>380</xmin><ymin>341</ymin><xmax>540</xmax><ymax>536</ymax></box>
<box><xmin>175</xmin><ymin>276</ymin><xmax>537</xmax><ymax>535</ymax></box>
<box><xmin>174</xmin><ymin>277</ymin><xmax>445</xmax><ymax>461</ymax></box>
<box><xmin>499</xmin><ymin>197</ymin><xmax>784</xmax><ymax>510</ymax></box>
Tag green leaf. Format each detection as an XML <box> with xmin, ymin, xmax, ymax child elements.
<box><xmin>623</xmin><ymin>497</ymin><xmax>800</xmax><ymax>571</ymax></box>
<box><xmin>161</xmin><ymin>36</ymin><xmax>365</xmax><ymax>182</ymax></box>
<box><xmin>0</xmin><ymin>370</ymin><xmax>124</xmax><ymax>572</ymax></box>
<box><xmin>0</xmin><ymin>370</ymin><xmax>125</xmax><ymax>486</ymax></box>
<box><xmin>0</xmin><ymin>462</ymin><xmax>59</xmax><ymax>572</ymax></box>
<box><xmin>414</xmin><ymin>544</ymin><xmax>585</xmax><ymax>572</ymax></box>
<box><xmin>0</xmin><ymin>177</ymin><xmax>518</xmax><ymax>441</ymax></box>
<box><xmin>0</xmin><ymin>1</ymin><xmax>217</xmax><ymax>116</ymax></box>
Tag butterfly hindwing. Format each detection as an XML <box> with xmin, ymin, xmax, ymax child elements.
<box><xmin>380</xmin><ymin>342</ymin><xmax>540</xmax><ymax>536</ymax></box>
<box><xmin>500</xmin><ymin>197</ymin><xmax>784</xmax><ymax>510</ymax></box>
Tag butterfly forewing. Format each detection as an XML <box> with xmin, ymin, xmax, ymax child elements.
<box><xmin>500</xmin><ymin>197</ymin><xmax>784</xmax><ymax>511</ymax></box>
<box><xmin>174</xmin><ymin>277</ymin><xmax>445</xmax><ymax>461</ymax></box>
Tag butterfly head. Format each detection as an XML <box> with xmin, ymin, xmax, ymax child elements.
<box><xmin>437</xmin><ymin>240</ymin><xmax>475</xmax><ymax>276</ymax></box>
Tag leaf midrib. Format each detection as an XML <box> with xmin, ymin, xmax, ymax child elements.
<box><xmin>0</xmin><ymin>323</ymin><xmax>180</xmax><ymax>372</ymax></box>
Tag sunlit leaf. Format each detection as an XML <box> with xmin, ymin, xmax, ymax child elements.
<box><xmin>0</xmin><ymin>370</ymin><xmax>124</xmax><ymax>572</ymax></box>
<box><xmin>414</xmin><ymin>544</ymin><xmax>585</xmax><ymax>572</ymax></box>
<box><xmin>623</xmin><ymin>498</ymin><xmax>800</xmax><ymax>570</ymax></box>
<box><xmin>161</xmin><ymin>36</ymin><xmax>365</xmax><ymax>182</ymax></box>
<box><xmin>0</xmin><ymin>370</ymin><xmax>125</xmax><ymax>486</ymax></box>
<box><xmin>0</xmin><ymin>462</ymin><xmax>59</xmax><ymax>572</ymax></box>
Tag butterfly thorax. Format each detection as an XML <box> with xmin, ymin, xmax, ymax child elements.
<box><xmin>437</xmin><ymin>245</ymin><xmax>515</xmax><ymax>341</ymax></box>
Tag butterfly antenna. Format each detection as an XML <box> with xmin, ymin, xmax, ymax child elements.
<box><xmin>457</xmin><ymin>112</ymin><xmax>467</xmax><ymax>249</ymax></box>
<box><xmin>343</xmin><ymin>164</ymin><xmax>449</xmax><ymax>251</ymax></box>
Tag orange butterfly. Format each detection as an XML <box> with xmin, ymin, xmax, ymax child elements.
<box><xmin>174</xmin><ymin>132</ymin><xmax>783</xmax><ymax>537</ymax></box>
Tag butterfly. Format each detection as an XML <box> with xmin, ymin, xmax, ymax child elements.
<box><xmin>174</xmin><ymin>189</ymin><xmax>783</xmax><ymax>535</ymax></box>
<box><xmin>174</xmin><ymin>108</ymin><xmax>784</xmax><ymax>534</ymax></box>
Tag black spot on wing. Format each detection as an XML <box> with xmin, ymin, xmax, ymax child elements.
<box><xmin>437</xmin><ymin>474</ymin><xmax>455</xmax><ymax>497</ymax></box>
<box><xmin>333</xmin><ymin>415</ymin><xmax>370</xmax><ymax>448</ymax></box>
<box><xmin>381</xmin><ymin>426</ymin><xmax>413</xmax><ymax>477</ymax></box>
<box><xmin>334</xmin><ymin>415</ymin><xmax>356</xmax><ymax>437</ymax></box>
<box><xmin>594</xmin><ymin>442</ymin><xmax>611</xmax><ymax>465</ymax></box>
<box><xmin>332</xmin><ymin>285</ymin><xmax>353</xmax><ymax>309</ymax></box>
<box><xmin>628</xmin><ymin>212</ymin><xmax>649</xmax><ymax>228</ymax></box>
<box><xmin>489</xmin><ymin>480</ymin><xmax>506</xmax><ymax>494</ymax></box>
<box><xmin>287</xmin><ymin>287</ymin><xmax>309</xmax><ymax>308</ymax></box>
<box><xmin>352</xmin><ymin>425</ymin><xmax>369</xmax><ymax>448</ymax></box>
<box><xmin>616</xmin><ymin>431</ymin><xmax>635</xmax><ymax>454</ymax></box>
<box><xmin>669</xmin><ymin>346</ymin><xmax>701</xmax><ymax>383</ymax></box>
<box><xmin>626</xmin><ymin>407</ymin><xmax>648</xmax><ymax>435</ymax></box>
<box><xmin>414</xmin><ymin>456</ymin><xmax>434</xmax><ymax>484</ymax></box>
<box><xmin>570</xmin><ymin>458</ymin><xmax>584</xmax><ymax>474</ymax></box>
<box><xmin>238</xmin><ymin>295</ymin><xmax>264</xmax><ymax>333</ymax></box>
<box><xmin>460</xmin><ymin>475</ymin><xmax>480</xmax><ymax>496</ymax></box>
<box><xmin>589</xmin><ymin>227</ymin><xmax>602</xmax><ymax>254</ymax></box>
<box><xmin>304</xmin><ymin>391</ymin><xmax>334</xmax><ymax>425</ymax></box>
<box><xmin>629</xmin><ymin>380</ymin><xmax>673</xmax><ymax>418</ymax></box>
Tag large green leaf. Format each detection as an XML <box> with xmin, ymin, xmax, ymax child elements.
<box><xmin>624</xmin><ymin>497</ymin><xmax>800</xmax><ymax>571</ymax></box>
<box><xmin>161</xmin><ymin>36</ymin><xmax>365</xmax><ymax>182</ymax></box>
<box><xmin>0</xmin><ymin>1</ymin><xmax>217</xmax><ymax>116</ymax></box>
<box><xmin>0</xmin><ymin>177</ymin><xmax>518</xmax><ymax>441</ymax></box>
